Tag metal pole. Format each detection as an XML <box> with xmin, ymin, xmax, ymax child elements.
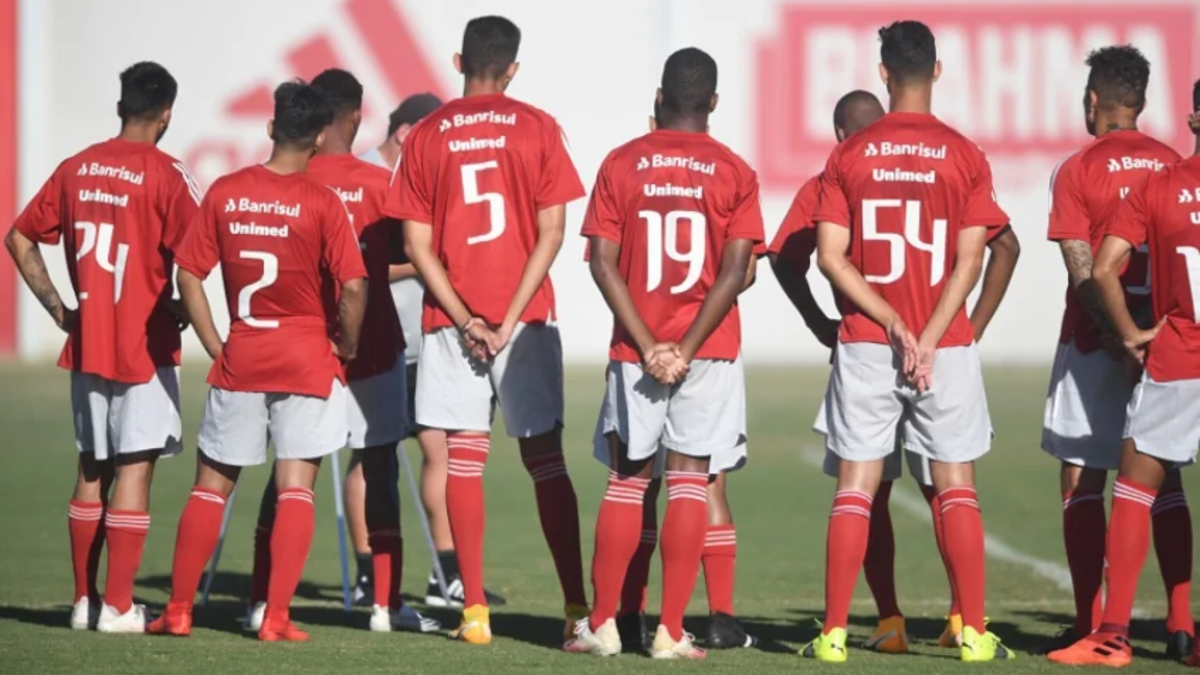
<box><xmin>329</xmin><ymin>449</ymin><xmax>354</xmax><ymax>612</ymax></box>
<box><xmin>396</xmin><ymin>440</ymin><xmax>451</xmax><ymax>603</ymax></box>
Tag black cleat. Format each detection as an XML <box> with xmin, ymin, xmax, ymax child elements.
<box><xmin>423</xmin><ymin>574</ymin><xmax>508</xmax><ymax>608</ymax></box>
<box><xmin>616</xmin><ymin>612</ymin><xmax>650</xmax><ymax>652</ymax></box>
<box><xmin>352</xmin><ymin>574</ymin><xmax>374</xmax><ymax>607</ymax></box>
<box><xmin>1030</xmin><ymin>626</ymin><xmax>1082</xmax><ymax>656</ymax></box>
<box><xmin>1166</xmin><ymin>631</ymin><xmax>1195</xmax><ymax>662</ymax></box>
<box><xmin>706</xmin><ymin>612</ymin><xmax>757</xmax><ymax>650</ymax></box>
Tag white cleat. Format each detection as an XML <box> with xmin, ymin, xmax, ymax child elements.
<box><xmin>243</xmin><ymin>602</ymin><xmax>266</xmax><ymax>631</ymax></box>
<box><xmin>564</xmin><ymin>617</ymin><xmax>622</xmax><ymax>656</ymax></box>
<box><xmin>651</xmin><ymin>624</ymin><xmax>707</xmax><ymax>660</ymax></box>
<box><xmin>96</xmin><ymin>603</ymin><xmax>147</xmax><ymax>634</ymax></box>
<box><xmin>369</xmin><ymin>605</ymin><xmax>442</xmax><ymax>633</ymax></box>
<box><xmin>70</xmin><ymin>597</ymin><xmax>98</xmax><ymax>631</ymax></box>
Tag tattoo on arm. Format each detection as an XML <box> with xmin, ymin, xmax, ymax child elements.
<box><xmin>19</xmin><ymin>244</ymin><xmax>65</xmax><ymax>318</ymax></box>
<box><xmin>1060</xmin><ymin>239</ymin><xmax>1114</xmax><ymax>333</ymax></box>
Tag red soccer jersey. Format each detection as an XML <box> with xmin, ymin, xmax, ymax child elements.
<box><xmin>769</xmin><ymin>174</ymin><xmax>822</xmax><ymax>271</ymax></box>
<box><xmin>307</xmin><ymin>154</ymin><xmax>404</xmax><ymax>381</ymax></box>
<box><xmin>13</xmin><ymin>138</ymin><xmax>201</xmax><ymax>383</ymax></box>
<box><xmin>1048</xmin><ymin>130</ymin><xmax>1180</xmax><ymax>353</ymax></box>
<box><xmin>812</xmin><ymin>112</ymin><xmax>1008</xmax><ymax>348</ymax></box>
<box><xmin>1106</xmin><ymin>157</ymin><xmax>1200</xmax><ymax>382</ymax></box>
<box><xmin>581</xmin><ymin>129</ymin><xmax>765</xmax><ymax>362</ymax></box>
<box><xmin>384</xmin><ymin>93</ymin><xmax>586</xmax><ymax>332</ymax></box>
<box><xmin>175</xmin><ymin>165</ymin><xmax>367</xmax><ymax>398</ymax></box>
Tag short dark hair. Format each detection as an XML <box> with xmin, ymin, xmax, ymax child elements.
<box><xmin>833</xmin><ymin>90</ymin><xmax>883</xmax><ymax>131</ymax></box>
<box><xmin>878</xmin><ymin>21</ymin><xmax>937</xmax><ymax>85</ymax></box>
<box><xmin>387</xmin><ymin>93</ymin><xmax>443</xmax><ymax>137</ymax></box>
<box><xmin>660</xmin><ymin>47</ymin><xmax>717</xmax><ymax>116</ymax></box>
<box><xmin>461</xmin><ymin>16</ymin><xmax>521</xmax><ymax>79</ymax></box>
<box><xmin>118</xmin><ymin>62</ymin><xmax>178</xmax><ymax>122</ymax></box>
<box><xmin>310</xmin><ymin>68</ymin><xmax>363</xmax><ymax>118</ymax></box>
<box><xmin>1193</xmin><ymin>78</ymin><xmax>1200</xmax><ymax>112</ymax></box>
<box><xmin>1086</xmin><ymin>46</ymin><xmax>1150</xmax><ymax>111</ymax></box>
<box><xmin>271</xmin><ymin>81</ymin><xmax>333</xmax><ymax>147</ymax></box>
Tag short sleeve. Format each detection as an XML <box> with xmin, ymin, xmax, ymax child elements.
<box><xmin>174</xmin><ymin>192</ymin><xmax>222</xmax><ymax>280</ymax></box>
<box><xmin>383</xmin><ymin>130</ymin><xmax>433</xmax><ymax>223</ymax></box>
<box><xmin>726</xmin><ymin>166</ymin><xmax>765</xmax><ymax>243</ymax></box>
<box><xmin>963</xmin><ymin>151</ymin><xmax>1009</xmax><ymax>229</ymax></box>
<box><xmin>1104</xmin><ymin>179</ymin><xmax>1150</xmax><ymax>249</ymax></box>
<box><xmin>811</xmin><ymin>149</ymin><xmax>851</xmax><ymax>227</ymax></box>
<box><xmin>769</xmin><ymin>176</ymin><xmax>820</xmax><ymax>257</ymax></box>
<box><xmin>13</xmin><ymin>168</ymin><xmax>64</xmax><ymax>245</ymax></box>
<box><xmin>322</xmin><ymin>192</ymin><xmax>369</xmax><ymax>285</ymax></box>
<box><xmin>1046</xmin><ymin>156</ymin><xmax>1089</xmax><ymax>241</ymax></box>
<box><xmin>580</xmin><ymin>155</ymin><xmax>624</xmax><ymax>244</ymax></box>
<box><xmin>535</xmin><ymin>120</ymin><xmax>586</xmax><ymax>210</ymax></box>
<box><xmin>161</xmin><ymin>161</ymin><xmax>203</xmax><ymax>253</ymax></box>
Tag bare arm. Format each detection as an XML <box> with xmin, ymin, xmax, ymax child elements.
<box><xmin>919</xmin><ymin>226</ymin><xmax>988</xmax><ymax>349</ymax></box>
<box><xmin>498</xmin><ymin>203</ymin><xmax>565</xmax><ymax>335</ymax></box>
<box><xmin>5</xmin><ymin>227</ymin><xmax>73</xmax><ymax>331</ymax></box>
<box><xmin>770</xmin><ymin>252</ymin><xmax>839</xmax><ymax>349</ymax></box>
<box><xmin>177</xmin><ymin>268</ymin><xmax>222</xmax><ymax>360</ymax></box>
<box><xmin>336</xmin><ymin>277</ymin><xmax>368</xmax><ymax>361</ymax></box>
<box><xmin>741</xmin><ymin>254</ymin><xmax>758</xmax><ymax>292</ymax></box>
<box><xmin>816</xmin><ymin>222</ymin><xmax>903</xmax><ymax>330</ymax></box>
<box><xmin>969</xmin><ymin>226</ymin><xmax>1020</xmax><ymax>342</ymax></box>
<box><xmin>679</xmin><ymin>239</ymin><xmax>755</xmax><ymax>361</ymax></box>
<box><xmin>388</xmin><ymin>263</ymin><xmax>419</xmax><ymax>283</ymax></box>
<box><xmin>589</xmin><ymin>237</ymin><xmax>657</xmax><ymax>358</ymax></box>
<box><xmin>1059</xmin><ymin>238</ymin><xmax>1115</xmax><ymax>334</ymax></box>
<box><xmin>403</xmin><ymin>220</ymin><xmax>476</xmax><ymax>330</ymax></box>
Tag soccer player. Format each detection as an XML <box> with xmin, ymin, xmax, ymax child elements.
<box><xmin>5</xmin><ymin>62</ymin><xmax>198</xmax><ymax>633</ymax></box>
<box><xmin>777</xmin><ymin>89</ymin><xmax>1020</xmax><ymax>653</ymax></box>
<box><xmin>146</xmin><ymin>81</ymin><xmax>367</xmax><ymax>642</ymax></box>
<box><xmin>244</xmin><ymin>70</ymin><xmax>439</xmax><ymax>634</ymax></box>
<box><xmin>1039</xmin><ymin>46</ymin><xmax>1193</xmax><ymax>658</ymax></box>
<box><xmin>1046</xmin><ymin>81</ymin><xmax>1200</xmax><ymax>668</ymax></box>
<box><xmin>386</xmin><ymin>15</ymin><xmax>587</xmax><ymax>645</ymax></box>
<box><xmin>566</xmin><ymin>47</ymin><xmax>763</xmax><ymax>660</ymax></box>
<box><xmin>804</xmin><ymin>21</ymin><xmax>1013</xmax><ymax>662</ymax></box>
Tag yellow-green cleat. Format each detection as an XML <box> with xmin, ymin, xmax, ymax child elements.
<box><xmin>802</xmin><ymin>626</ymin><xmax>849</xmax><ymax>663</ymax></box>
<box><xmin>960</xmin><ymin>626</ymin><xmax>1015</xmax><ymax>662</ymax></box>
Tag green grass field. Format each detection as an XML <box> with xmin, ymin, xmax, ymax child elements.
<box><xmin>0</xmin><ymin>362</ymin><xmax>1195</xmax><ymax>674</ymax></box>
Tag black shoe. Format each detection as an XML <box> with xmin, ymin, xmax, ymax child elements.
<box><xmin>1166</xmin><ymin>631</ymin><xmax>1195</xmax><ymax>662</ymax></box>
<box><xmin>706</xmin><ymin>612</ymin><xmax>757</xmax><ymax>650</ymax></box>
<box><xmin>616</xmin><ymin>612</ymin><xmax>650</xmax><ymax>652</ymax></box>
<box><xmin>423</xmin><ymin>574</ymin><xmax>508</xmax><ymax>608</ymax></box>
<box><xmin>352</xmin><ymin>574</ymin><xmax>374</xmax><ymax>608</ymax></box>
<box><xmin>1029</xmin><ymin>627</ymin><xmax>1082</xmax><ymax>656</ymax></box>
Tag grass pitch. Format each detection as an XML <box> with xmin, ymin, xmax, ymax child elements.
<box><xmin>0</xmin><ymin>362</ymin><xmax>1195</xmax><ymax>674</ymax></box>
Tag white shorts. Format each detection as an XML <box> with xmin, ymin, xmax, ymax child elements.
<box><xmin>198</xmin><ymin>379</ymin><xmax>348</xmax><ymax>467</ymax></box>
<box><xmin>1041</xmin><ymin>341</ymin><xmax>1133</xmax><ymax>470</ymax></box>
<box><xmin>819</xmin><ymin>342</ymin><xmax>991</xmax><ymax>464</ymax></box>
<box><xmin>347</xmin><ymin>358</ymin><xmax>408</xmax><ymax>450</ymax></box>
<box><xmin>817</xmin><ymin>416</ymin><xmax>932</xmax><ymax>486</ymax></box>
<box><xmin>71</xmin><ymin>367</ymin><xmax>183</xmax><ymax>461</ymax></box>
<box><xmin>1123</xmin><ymin>373</ymin><xmax>1200</xmax><ymax>466</ymax></box>
<box><xmin>416</xmin><ymin>323</ymin><xmax>563</xmax><ymax>438</ymax></box>
<box><xmin>596</xmin><ymin>358</ymin><xmax>746</xmax><ymax>463</ymax></box>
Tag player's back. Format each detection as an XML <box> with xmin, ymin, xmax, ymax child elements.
<box><xmin>816</xmin><ymin>112</ymin><xmax>1005</xmax><ymax>347</ymax></box>
<box><xmin>584</xmin><ymin>129</ymin><xmax>763</xmax><ymax>362</ymax></box>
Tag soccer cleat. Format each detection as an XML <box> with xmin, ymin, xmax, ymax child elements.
<box><xmin>937</xmin><ymin>614</ymin><xmax>964</xmax><ymax>648</ymax></box>
<box><xmin>1047</xmin><ymin>632</ymin><xmax>1131</xmax><ymax>667</ymax></box>
<box><xmin>424</xmin><ymin>574</ymin><xmax>508</xmax><ymax>608</ymax></box>
<box><xmin>1166</xmin><ymin>631</ymin><xmax>1195</xmax><ymax>662</ymax></box>
<box><xmin>70</xmin><ymin>596</ymin><xmax>98</xmax><ymax>631</ymax></box>
<box><xmin>146</xmin><ymin>601</ymin><xmax>192</xmax><ymax>637</ymax></box>
<box><xmin>1187</xmin><ymin>641</ymin><xmax>1200</xmax><ymax>667</ymax></box>
<box><xmin>863</xmin><ymin>615</ymin><xmax>909</xmax><ymax>654</ymax></box>
<box><xmin>449</xmin><ymin>604</ymin><xmax>492</xmax><ymax>645</ymax></box>
<box><xmin>563</xmin><ymin>617</ymin><xmax>621</xmax><ymax>656</ymax></box>
<box><xmin>1029</xmin><ymin>626</ymin><xmax>1081</xmax><ymax>656</ymax></box>
<box><xmin>96</xmin><ymin>603</ymin><xmax>148</xmax><ymax>634</ymax></box>
<box><xmin>243</xmin><ymin>602</ymin><xmax>266</xmax><ymax>632</ymax></box>
<box><xmin>563</xmin><ymin>604</ymin><xmax>590</xmax><ymax>643</ymax></box>
<box><xmin>801</xmin><ymin>627</ymin><xmax>849</xmax><ymax>663</ymax></box>
<box><xmin>960</xmin><ymin>626</ymin><xmax>1015</xmax><ymax>662</ymax></box>
<box><xmin>258</xmin><ymin>614</ymin><xmax>309</xmax><ymax>642</ymax></box>
<box><xmin>369</xmin><ymin>604</ymin><xmax>442</xmax><ymax>633</ymax></box>
<box><xmin>707</xmin><ymin>612</ymin><xmax>757</xmax><ymax>650</ymax></box>
<box><xmin>650</xmin><ymin>624</ymin><xmax>707</xmax><ymax>660</ymax></box>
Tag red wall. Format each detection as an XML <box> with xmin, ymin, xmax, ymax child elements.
<box><xmin>0</xmin><ymin>0</ymin><xmax>16</xmax><ymax>356</ymax></box>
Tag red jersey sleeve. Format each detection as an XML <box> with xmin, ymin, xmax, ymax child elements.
<box><xmin>580</xmin><ymin>155</ymin><xmax>623</xmax><ymax>244</ymax></box>
<box><xmin>322</xmin><ymin>193</ymin><xmax>369</xmax><ymax>285</ymax></box>
<box><xmin>384</xmin><ymin>131</ymin><xmax>433</xmax><ymax>223</ymax></box>
<box><xmin>963</xmin><ymin>151</ymin><xmax>1009</xmax><ymax>229</ymax></box>
<box><xmin>769</xmin><ymin>176</ymin><xmax>820</xmax><ymax>266</ymax></box>
<box><xmin>174</xmin><ymin>192</ymin><xmax>221</xmax><ymax>280</ymax></box>
<box><xmin>1104</xmin><ymin>179</ymin><xmax>1151</xmax><ymax>249</ymax></box>
<box><xmin>1047</xmin><ymin>156</ymin><xmax>1090</xmax><ymax>241</ymax></box>
<box><xmin>13</xmin><ymin>167</ymin><xmax>64</xmax><ymax>245</ymax></box>
<box><xmin>811</xmin><ymin>149</ymin><xmax>850</xmax><ymax>227</ymax></box>
<box><xmin>726</xmin><ymin>166</ymin><xmax>765</xmax><ymax>243</ymax></box>
<box><xmin>535</xmin><ymin>121</ymin><xmax>586</xmax><ymax>210</ymax></box>
<box><xmin>161</xmin><ymin>162</ymin><xmax>203</xmax><ymax>253</ymax></box>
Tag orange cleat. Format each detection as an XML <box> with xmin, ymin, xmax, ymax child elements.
<box><xmin>1047</xmin><ymin>632</ymin><xmax>1133</xmax><ymax>667</ymax></box>
<box><xmin>146</xmin><ymin>601</ymin><xmax>192</xmax><ymax>637</ymax></box>
<box><xmin>258</xmin><ymin>616</ymin><xmax>310</xmax><ymax>642</ymax></box>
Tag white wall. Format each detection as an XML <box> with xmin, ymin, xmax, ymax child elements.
<box><xmin>17</xmin><ymin>0</ymin><xmax>1200</xmax><ymax>363</ymax></box>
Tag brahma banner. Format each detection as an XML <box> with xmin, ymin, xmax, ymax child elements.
<box><xmin>8</xmin><ymin>0</ymin><xmax>1200</xmax><ymax>362</ymax></box>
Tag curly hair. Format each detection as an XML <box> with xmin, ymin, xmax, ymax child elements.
<box><xmin>1085</xmin><ymin>45</ymin><xmax>1150</xmax><ymax>111</ymax></box>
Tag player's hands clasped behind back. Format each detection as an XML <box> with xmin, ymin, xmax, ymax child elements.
<box><xmin>644</xmin><ymin>342</ymin><xmax>689</xmax><ymax>385</ymax></box>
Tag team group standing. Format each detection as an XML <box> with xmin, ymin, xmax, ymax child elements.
<box><xmin>4</xmin><ymin>13</ymin><xmax>1199</xmax><ymax>667</ymax></box>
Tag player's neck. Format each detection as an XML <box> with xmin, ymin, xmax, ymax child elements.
<box><xmin>116</xmin><ymin>123</ymin><xmax>160</xmax><ymax>145</ymax></box>
<box><xmin>1095</xmin><ymin>112</ymin><xmax>1138</xmax><ymax>136</ymax></box>
<box><xmin>379</xmin><ymin>142</ymin><xmax>401</xmax><ymax>169</ymax></box>
<box><xmin>887</xmin><ymin>86</ymin><xmax>932</xmax><ymax>115</ymax></box>
<box><xmin>658</xmin><ymin>119</ymin><xmax>707</xmax><ymax>134</ymax></box>
<box><xmin>318</xmin><ymin>131</ymin><xmax>354</xmax><ymax>156</ymax></box>
<box><xmin>462</xmin><ymin>77</ymin><xmax>506</xmax><ymax>98</ymax></box>
<box><xmin>262</xmin><ymin>148</ymin><xmax>312</xmax><ymax>176</ymax></box>
<box><xmin>1192</xmin><ymin>136</ymin><xmax>1200</xmax><ymax>158</ymax></box>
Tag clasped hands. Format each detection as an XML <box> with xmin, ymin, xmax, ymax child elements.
<box><xmin>460</xmin><ymin>317</ymin><xmax>514</xmax><ymax>362</ymax></box>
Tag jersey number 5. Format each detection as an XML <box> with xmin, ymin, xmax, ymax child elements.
<box><xmin>862</xmin><ymin>199</ymin><xmax>947</xmax><ymax>286</ymax></box>
<box><xmin>640</xmin><ymin>210</ymin><xmax>706</xmax><ymax>294</ymax></box>
<box><xmin>462</xmin><ymin>161</ymin><xmax>505</xmax><ymax>245</ymax></box>
<box><xmin>238</xmin><ymin>251</ymin><xmax>279</xmax><ymax>329</ymax></box>
<box><xmin>74</xmin><ymin>221</ymin><xmax>129</xmax><ymax>303</ymax></box>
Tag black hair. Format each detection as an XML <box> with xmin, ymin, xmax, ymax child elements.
<box><xmin>1193</xmin><ymin>78</ymin><xmax>1200</xmax><ymax>112</ymax></box>
<box><xmin>271</xmin><ymin>80</ymin><xmax>333</xmax><ymax>148</ymax></box>
<box><xmin>1085</xmin><ymin>45</ymin><xmax>1150</xmax><ymax>112</ymax></box>
<box><xmin>461</xmin><ymin>16</ymin><xmax>521</xmax><ymax>79</ymax></box>
<box><xmin>878</xmin><ymin>21</ymin><xmax>937</xmax><ymax>85</ymax></box>
<box><xmin>660</xmin><ymin>47</ymin><xmax>717</xmax><ymax>116</ymax></box>
<box><xmin>310</xmin><ymin>68</ymin><xmax>363</xmax><ymax>118</ymax></box>
<box><xmin>833</xmin><ymin>90</ymin><xmax>883</xmax><ymax>132</ymax></box>
<box><xmin>118</xmin><ymin>61</ymin><xmax>178</xmax><ymax>123</ymax></box>
<box><xmin>387</xmin><ymin>93</ymin><xmax>443</xmax><ymax>137</ymax></box>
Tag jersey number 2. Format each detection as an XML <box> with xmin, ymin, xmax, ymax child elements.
<box><xmin>462</xmin><ymin>162</ymin><xmax>505</xmax><ymax>245</ymax></box>
<box><xmin>238</xmin><ymin>251</ymin><xmax>279</xmax><ymax>329</ymax></box>
<box><xmin>74</xmin><ymin>221</ymin><xmax>129</xmax><ymax>303</ymax></box>
<box><xmin>862</xmin><ymin>199</ymin><xmax>947</xmax><ymax>286</ymax></box>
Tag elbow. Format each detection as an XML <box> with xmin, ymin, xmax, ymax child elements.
<box><xmin>816</xmin><ymin>250</ymin><xmax>838</xmax><ymax>279</ymax></box>
<box><xmin>343</xmin><ymin>276</ymin><xmax>368</xmax><ymax>300</ymax></box>
<box><xmin>5</xmin><ymin>227</ymin><xmax>24</xmax><ymax>260</ymax></box>
<box><xmin>1091</xmin><ymin>259</ymin><xmax>1117</xmax><ymax>285</ymax></box>
<box><xmin>995</xmin><ymin>229</ymin><xmax>1021</xmax><ymax>261</ymax></box>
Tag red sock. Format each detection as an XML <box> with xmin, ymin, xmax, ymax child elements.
<box><xmin>921</xmin><ymin>486</ymin><xmax>960</xmax><ymax>616</ymax></box>
<box><xmin>824</xmin><ymin>489</ymin><xmax>872</xmax><ymax>632</ymax></box>
<box><xmin>938</xmin><ymin>487</ymin><xmax>986</xmax><ymax>633</ymax></box>
<box><xmin>620</xmin><ymin>527</ymin><xmax>657</xmax><ymax>616</ymax></box>
<box><xmin>250</xmin><ymin>524</ymin><xmax>272</xmax><ymax>605</ymax></box>
<box><xmin>523</xmin><ymin>453</ymin><xmax>587</xmax><ymax>607</ymax></box>
<box><xmin>266</xmin><ymin>488</ymin><xmax>316</xmax><ymax>624</ymax></box>
<box><xmin>369</xmin><ymin>530</ymin><xmax>403</xmax><ymax>610</ymax></box>
<box><xmin>1100</xmin><ymin>477</ymin><xmax>1157</xmax><ymax>635</ymax></box>
<box><xmin>702</xmin><ymin>524</ymin><xmax>736</xmax><ymax>616</ymax></box>
<box><xmin>167</xmin><ymin>488</ymin><xmax>227</xmax><ymax>605</ymax></box>
<box><xmin>103</xmin><ymin>510</ymin><xmax>150</xmax><ymax>613</ymax></box>
<box><xmin>590</xmin><ymin>472</ymin><xmax>650</xmax><ymax>627</ymax></box>
<box><xmin>659</xmin><ymin>471</ymin><xmax>708</xmax><ymax>641</ymax></box>
<box><xmin>1152</xmin><ymin>488</ymin><xmax>1193</xmax><ymax>636</ymax></box>
<box><xmin>1062</xmin><ymin>488</ymin><xmax>1106</xmax><ymax>635</ymax></box>
<box><xmin>445</xmin><ymin>434</ymin><xmax>489</xmax><ymax>608</ymax></box>
<box><xmin>864</xmin><ymin>481</ymin><xmax>901</xmax><ymax>619</ymax></box>
<box><xmin>68</xmin><ymin>500</ymin><xmax>105</xmax><ymax>602</ymax></box>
